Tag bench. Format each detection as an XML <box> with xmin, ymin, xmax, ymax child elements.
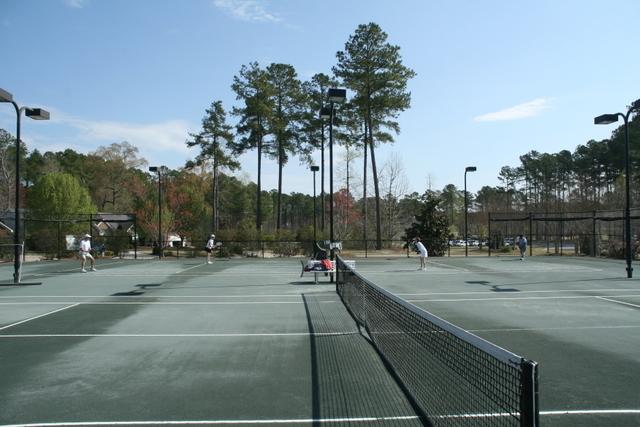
<box><xmin>300</xmin><ymin>260</ymin><xmax>335</xmax><ymax>284</ymax></box>
<box><xmin>300</xmin><ymin>259</ymin><xmax>355</xmax><ymax>284</ymax></box>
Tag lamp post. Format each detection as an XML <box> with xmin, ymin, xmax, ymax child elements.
<box><xmin>595</xmin><ymin>98</ymin><xmax>640</xmax><ymax>278</ymax></box>
<box><xmin>325</xmin><ymin>89</ymin><xmax>346</xmax><ymax>269</ymax></box>
<box><xmin>464</xmin><ymin>166</ymin><xmax>477</xmax><ymax>257</ymax></box>
<box><xmin>0</xmin><ymin>88</ymin><xmax>50</xmax><ymax>284</ymax></box>
<box><xmin>319</xmin><ymin>106</ymin><xmax>332</xmax><ymax>233</ymax></box>
<box><xmin>311</xmin><ymin>165</ymin><xmax>319</xmax><ymax>242</ymax></box>
<box><xmin>149</xmin><ymin>166</ymin><xmax>164</xmax><ymax>259</ymax></box>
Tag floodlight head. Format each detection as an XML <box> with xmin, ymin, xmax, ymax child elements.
<box><xmin>310</xmin><ymin>165</ymin><xmax>320</xmax><ymax>172</ymax></box>
<box><xmin>465</xmin><ymin>166</ymin><xmax>477</xmax><ymax>172</ymax></box>
<box><xmin>149</xmin><ymin>166</ymin><xmax>159</xmax><ymax>172</ymax></box>
<box><xmin>0</xmin><ymin>88</ymin><xmax>14</xmax><ymax>103</ymax></box>
<box><xmin>319</xmin><ymin>106</ymin><xmax>331</xmax><ymax>119</ymax></box>
<box><xmin>594</xmin><ymin>113</ymin><xmax>619</xmax><ymax>125</ymax></box>
<box><xmin>327</xmin><ymin>88</ymin><xmax>346</xmax><ymax>104</ymax></box>
<box><xmin>25</xmin><ymin>108</ymin><xmax>50</xmax><ymax>120</ymax></box>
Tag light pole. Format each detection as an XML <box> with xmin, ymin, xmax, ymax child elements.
<box><xmin>595</xmin><ymin>98</ymin><xmax>640</xmax><ymax>278</ymax></box>
<box><xmin>324</xmin><ymin>89</ymin><xmax>346</xmax><ymax>277</ymax></box>
<box><xmin>149</xmin><ymin>166</ymin><xmax>164</xmax><ymax>259</ymax></box>
<box><xmin>319</xmin><ymin>106</ymin><xmax>332</xmax><ymax>233</ymax></box>
<box><xmin>464</xmin><ymin>166</ymin><xmax>477</xmax><ymax>257</ymax></box>
<box><xmin>311</xmin><ymin>165</ymin><xmax>319</xmax><ymax>243</ymax></box>
<box><xmin>0</xmin><ymin>88</ymin><xmax>50</xmax><ymax>284</ymax></box>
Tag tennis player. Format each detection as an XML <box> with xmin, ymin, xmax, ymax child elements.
<box><xmin>79</xmin><ymin>234</ymin><xmax>97</xmax><ymax>273</ymax></box>
<box><xmin>205</xmin><ymin>234</ymin><xmax>216</xmax><ymax>264</ymax></box>
<box><xmin>413</xmin><ymin>237</ymin><xmax>428</xmax><ymax>271</ymax></box>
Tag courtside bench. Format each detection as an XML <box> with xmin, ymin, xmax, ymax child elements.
<box><xmin>300</xmin><ymin>259</ymin><xmax>355</xmax><ymax>284</ymax></box>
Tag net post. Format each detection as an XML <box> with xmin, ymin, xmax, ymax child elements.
<box><xmin>520</xmin><ymin>359</ymin><xmax>539</xmax><ymax>427</ymax></box>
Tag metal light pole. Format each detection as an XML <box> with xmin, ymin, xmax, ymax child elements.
<box><xmin>149</xmin><ymin>166</ymin><xmax>164</xmax><ymax>259</ymax></box>
<box><xmin>595</xmin><ymin>98</ymin><xmax>640</xmax><ymax>278</ymax></box>
<box><xmin>0</xmin><ymin>88</ymin><xmax>50</xmax><ymax>284</ymax></box>
<box><xmin>325</xmin><ymin>89</ymin><xmax>346</xmax><ymax>279</ymax></box>
<box><xmin>464</xmin><ymin>166</ymin><xmax>477</xmax><ymax>257</ymax></box>
<box><xmin>320</xmin><ymin>107</ymin><xmax>332</xmax><ymax>233</ymax></box>
<box><xmin>311</xmin><ymin>165</ymin><xmax>319</xmax><ymax>243</ymax></box>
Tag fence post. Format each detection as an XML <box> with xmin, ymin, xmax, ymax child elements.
<box><xmin>528</xmin><ymin>213</ymin><xmax>533</xmax><ymax>257</ymax></box>
<box><xmin>488</xmin><ymin>212</ymin><xmax>492</xmax><ymax>257</ymax></box>
<box><xmin>560</xmin><ymin>211</ymin><xmax>564</xmax><ymax>256</ymax></box>
<box><xmin>133</xmin><ymin>214</ymin><xmax>137</xmax><ymax>260</ymax></box>
<box><xmin>592</xmin><ymin>210</ymin><xmax>597</xmax><ymax>257</ymax></box>
<box><xmin>57</xmin><ymin>220</ymin><xmax>61</xmax><ymax>260</ymax></box>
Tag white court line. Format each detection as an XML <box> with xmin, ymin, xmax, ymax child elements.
<box><xmin>49</xmin><ymin>260</ymin><xmax>129</xmax><ymax>273</ymax></box>
<box><xmin>175</xmin><ymin>264</ymin><xmax>207</xmax><ymax>274</ymax></box>
<box><xmin>1</xmin><ymin>410</ymin><xmax>639</xmax><ymax>426</ymax></box>
<box><xmin>0</xmin><ymin>301</ymin><xmax>336</xmax><ymax>305</ymax></box>
<box><xmin>468</xmin><ymin>325</ymin><xmax>640</xmax><ymax>333</ymax></box>
<box><xmin>398</xmin><ymin>288</ymin><xmax>639</xmax><ymax>296</ymax></box>
<box><xmin>30</xmin><ymin>272</ymin><xmax>304</xmax><ymax>277</ymax></box>
<box><xmin>408</xmin><ymin>294</ymin><xmax>640</xmax><ymax>303</ymax></box>
<box><xmin>0</xmin><ymin>332</ymin><xmax>358</xmax><ymax>338</ymax></box>
<box><xmin>423</xmin><ymin>260</ymin><xmax>470</xmax><ymax>272</ymax></box>
<box><xmin>0</xmin><ymin>289</ymin><xmax>635</xmax><ymax>299</ymax></box>
<box><xmin>597</xmin><ymin>296</ymin><xmax>640</xmax><ymax>309</ymax></box>
<box><xmin>0</xmin><ymin>294</ymin><xmax>323</xmax><ymax>299</ymax></box>
<box><xmin>541</xmin><ymin>409</ymin><xmax>640</xmax><ymax>416</ymax></box>
<box><xmin>0</xmin><ymin>303</ymin><xmax>79</xmax><ymax>331</ymax></box>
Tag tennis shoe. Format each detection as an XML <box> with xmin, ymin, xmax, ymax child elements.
<box><xmin>81</xmin><ymin>269</ymin><xmax>87</xmax><ymax>273</ymax></box>
<box><xmin>91</xmin><ymin>267</ymin><xmax>97</xmax><ymax>271</ymax></box>
<box><xmin>207</xmin><ymin>261</ymin><xmax>213</xmax><ymax>264</ymax></box>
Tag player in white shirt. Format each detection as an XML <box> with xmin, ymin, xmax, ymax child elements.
<box><xmin>413</xmin><ymin>237</ymin><xmax>428</xmax><ymax>271</ymax></box>
<box><xmin>79</xmin><ymin>234</ymin><xmax>96</xmax><ymax>273</ymax></box>
<box><xmin>205</xmin><ymin>234</ymin><xmax>216</xmax><ymax>264</ymax></box>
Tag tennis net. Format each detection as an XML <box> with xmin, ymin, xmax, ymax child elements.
<box><xmin>335</xmin><ymin>256</ymin><xmax>539</xmax><ymax>427</ymax></box>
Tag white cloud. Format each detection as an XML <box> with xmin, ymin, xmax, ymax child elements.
<box><xmin>474</xmin><ymin>98</ymin><xmax>552</xmax><ymax>122</ymax></box>
<box><xmin>60</xmin><ymin>116</ymin><xmax>191</xmax><ymax>154</ymax></box>
<box><xmin>65</xmin><ymin>0</ymin><xmax>87</xmax><ymax>8</ymax></box>
<box><xmin>9</xmin><ymin>107</ymin><xmax>196</xmax><ymax>169</ymax></box>
<box><xmin>213</xmin><ymin>0</ymin><xmax>281</xmax><ymax>22</ymax></box>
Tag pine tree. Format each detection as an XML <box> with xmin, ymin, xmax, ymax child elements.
<box><xmin>334</xmin><ymin>22</ymin><xmax>416</xmax><ymax>250</ymax></box>
<box><xmin>186</xmin><ymin>100</ymin><xmax>239</xmax><ymax>232</ymax></box>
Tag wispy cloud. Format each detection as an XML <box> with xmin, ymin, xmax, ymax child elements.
<box><xmin>52</xmin><ymin>112</ymin><xmax>192</xmax><ymax>155</ymax></box>
<box><xmin>474</xmin><ymin>98</ymin><xmax>552</xmax><ymax>122</ymax></box>
<box><xmin>64</xmin><ymin>0</ymin><xmax>87</xmax><ymax>8</ymax></box>
<box><xmin>213</xmin><ymin>0</ymin><xmax>281</xmax><ymax>22</ymax></box>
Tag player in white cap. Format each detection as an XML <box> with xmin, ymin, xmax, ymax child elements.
<box><xmin>205</xmin><ymin>234</ymin><xmax>216</xmax><ymax>264</ymax></box>
<box><xmin>79</xmin><ymin>234</ymin><xmax>97</xmax><ymax>273</ymax></box>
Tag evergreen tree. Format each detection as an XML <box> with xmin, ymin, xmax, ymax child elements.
<box><xmin>403</xmin><ymin>192</ymin><xmax>449</xmax><ymax>256</ymax></box>
<box><xmin>334</xmin><ymin>22</ymin><xmax>416</xmax><ymax>250</ymax></box>
<box><xmin>264</xmin><ymin>63</ymin><xmax>306</xmax><ymax>229</ymax></box>
<box><xmin>231</xmin><ymin>62</ymin><xmax>274</xmax><ymax>234</ymax></box>
<box><xmin>186</xmin><ymin>100</ymin><xmax>239</xmax><ymax>232</ymax></box>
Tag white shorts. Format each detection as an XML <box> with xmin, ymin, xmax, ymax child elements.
<box><xmin>79</xmin><ymin>251</ymin><xmax>93</xmax><ymax>259</ymax></box>
<box><xmin>419</xmin><ymin>250</ymin><xmax>428</xmax><ymax>258</ymax></box>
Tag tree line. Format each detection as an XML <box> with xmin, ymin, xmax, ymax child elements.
<box><xmin>0</xmin><ymin>21</ymin><xmax>637</xmax><ymax>252</ymax></box>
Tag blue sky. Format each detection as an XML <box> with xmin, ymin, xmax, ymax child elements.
<box><xmin>1</xmin><ymin>0</ymin><xmax>639</xmax><ymax>196</ymax></box>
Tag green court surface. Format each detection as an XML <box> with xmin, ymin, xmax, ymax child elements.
<box><xmin>0</xmin><ymin>256</ymin><xmax>638</xmax><ymax>426</ymax></box>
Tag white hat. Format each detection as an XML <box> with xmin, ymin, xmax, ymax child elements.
<box><xmin>210</xmin><ymin>234</ymin><xmax>215</xmax><ymax>238</ymax></box>
<box><xmin>84</xmin><ymin>234</ymin><xmax>91</xmax><ymax>238</ymax></box>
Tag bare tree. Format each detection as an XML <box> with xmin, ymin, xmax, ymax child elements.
<box><xmin>379</xmin><ymin>152</ymin><xmax>408</xmax><ymax>241</ymax></box>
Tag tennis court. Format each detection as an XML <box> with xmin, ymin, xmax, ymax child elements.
<box><xmin>0</xmin><ymin>255</ymin><xmax>638</xmax><ymax>426</ymax></box>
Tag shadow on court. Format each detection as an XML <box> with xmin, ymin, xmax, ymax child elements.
<box><xmin>302</xmin><ymin>293</ymin><xmax>426</xmax><ymax>426</ymax></box>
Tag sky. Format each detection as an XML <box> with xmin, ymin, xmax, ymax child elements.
<box><xmin>1</xmin><ymin>0</ymin><xmax>639</xmax><ymax>197</ymax></box>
